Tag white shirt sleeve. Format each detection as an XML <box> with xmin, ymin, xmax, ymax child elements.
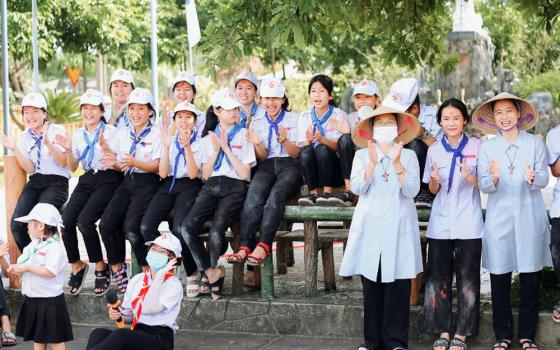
<box><xmin>44</xmin><ymin>243</ymin><xmax>68</xmax><ymax>277</ymax></box>
<box><xmin>158</xmin><ymin>278</ymin><xmax>183</xmax><ymax>311</ymax></box>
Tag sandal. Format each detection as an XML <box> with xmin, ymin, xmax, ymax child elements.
<box><xmin>200</xmin><ymin>272</ymin><xmax>210</xmax><ymax>294</ymax></box>
<box><xmin>209</xmin><ymin>266</ymin><xmax>226</xmax><ymax>301</ymax></box>
<box><xmin>519</xmin><ymin>340</ymin><xmax>538</xmax><ymax>350</ymax></box>
<box><xmin>552</xmin><ymin>302</ymin><xmax>560</xmax><ymax>323</ymax></box>
<box><xmin>223</xmin><ymin>246</ymin><xmax>251</xmax><ymax>264</ymax></box>
<box><xmin>112</xmin><ymin>263</ymin><xmax>129</xmax><ymax>294</ymax></box>
<box><xmin>94</xmin><ymin>267</ymin><xmax>111</xmax><ymax>297</ymax></box>
<box><xmin>449</xmin><ymin>338</ymin><xmax>467</xmax><ymax>350</ymax></box>
<box><xmin>246</xmin><ymin>242</ymin><xmax>270</xmax><ymax>267</ymax></box>
<box><xmin>68</xmin><ymin>264</ymin><xmax>89</xmax><ymax>296</ymax></box>
<box><xmin>432</xmin><ymin>337</ymin><xmax>450</xmax><ymax>350</ymax></box>
<box><xmin>186</xmin><ymin>273</ymin><xmax>200</xmax><ymax>298</ymax></box>
<box><xmin>1</xmin><ymin>331</ymin><xmax>18</xmax><ymax>347</ymax></box>
<box><xmin>493</xmin><ymin>340</ymin><xmax>511</xmax><ymax>350</ymax></box>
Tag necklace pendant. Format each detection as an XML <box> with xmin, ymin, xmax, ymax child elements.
<box><xmin>508</xmin><ymin>165</ymin><xmax>515</xmax><ymax>174</ymax></box>
<box><xmin>383</xmin><ymin>172</ymin><xmax>389</xmax><ymax>182</ymax></box>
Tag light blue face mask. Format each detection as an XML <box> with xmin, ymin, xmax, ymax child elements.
<box><xmin>146</xmin><ymin>251</ymin><xmax>169</xmax><ymax>272</ymax></box>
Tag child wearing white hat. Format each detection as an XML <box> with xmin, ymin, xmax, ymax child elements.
<box><xmin>99</xmin><ymin>88</ymin><xmax>162</xmax><ymax>294</ymax></box>
<box><xmin>54</xmin><ymin>89</ymin><xmax>122</xmax><ymax>297</ymax></box>
<box><xmin>234</xmin><ymin>71</ymin><xmax>265</xmax><ymax>128</ymax></box>
<box><xmin>1</xmin><ymin>92</ymin><xmax>70</xmax><ymax>252</ymax></box>
<box><xmin>9</xmin><ymin>203</ymin><xmax>73</xmax><ymax>348</ymax></box>
<box><xmin>107</xmin><ymin>68</ymin><xmax>135</xmax><ymax>129</ymax></box>
<box><xmin>141</xmin><ymin>101</ymin><xmax>203</xmax><ymax>298</ymax></box>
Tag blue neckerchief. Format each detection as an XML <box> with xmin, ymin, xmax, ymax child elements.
<box><xmin>311</xmin><ymin>105</ymin><xmax>334</xmax><ymax>137</ymax></box>
<box><xmin>441</xmin><ymin>134</ymin><xmax>469</xmax><ymax>192</ymax></box>
<box><xmin>28</xmin><ymin>129</ymin><xmax>43</xmax><ymax>170</ymax></box>
<box><xmin>238</xmin><ymin>103</ymin><xmax>258</xmax><ymax>128</ymax></box>
<box><xmin>127</xmin><ymin>122</ymin><xmax>152</xmax><ymax>176</ymax></box>
<box><xmin>264</xmin><ymin>109</ymin><xmax>286</xmax><ymax>156</ymax></box>
<box><xmin>169</xmin><ymin>132</ymin><xmax>197</xmax><ymax>193</ymax></box>
<box><xmin>116</xmin><ymin>109</ymin><xmax>130</xmax><ymax>129</ymax></box>
<box><xmin>78</xmin><ymin>122</ymin><xmax>105</xmax><ymax>170</ymax></box>
<box><xmin>213</xmin><ymin>123</ymin><xmax>242</xmax><ymax>171</ymax></box>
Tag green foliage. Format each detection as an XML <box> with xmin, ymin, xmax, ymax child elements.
<box><xmin>44</xmin><ymin>90</ymin><xmax>81</xmax><ymax>124</ymax></box>
<box><xmin>511</xmin><ymin>268</ymin><xmax>559</xmax><ymax>311</ymax></box>
<box><xmin>516</xmin><ymin>70</ymin><xmax>560</xmax><ymax>106</ymax></box>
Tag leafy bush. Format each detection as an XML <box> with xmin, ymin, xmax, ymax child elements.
<box><xmin>516</xmin><ymin>70</ymin><xmax>560</xmax><ymax>107</ymax></box>
<box><xmin>44</xmin><ymin>90</ymin><xmax>81</xmax><ymax>124</ymax></box>
<box><xmin>511</xmin><ymin>268</ymin><xmax>559</xmax><ymax>311</ymax></box>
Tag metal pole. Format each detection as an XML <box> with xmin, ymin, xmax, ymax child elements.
<box><xmin>32</xmin><ymin>0</ymin><xmax>39</xmax><ymax>92</ymax></box>
<box><xmin>149</xmin><ymin>0</ymin><xmax>158</xmax><ymax>117</ymax></box>
<box><xmin>189</xmin><ymin>44</ymin><xmax>193</xmax><ymax>75</ymax></box>
<box><xmin>1</xmin><ymin>0</ymin><xmax>9</xmax><ymax>147</ymax></box>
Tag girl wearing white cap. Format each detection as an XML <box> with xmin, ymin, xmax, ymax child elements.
<box><xmin>181</xmin><ymin>88</ymin><xmax>256</xmax><ymax>300</ymax></box>
<box><xmin>297</xmin><ymin>74</ymin><xmax>349</xmax><ymax>206</ymax></box>
<box><xmin>55</xmin><ymin>89</ymin><xmax>122</xmax><ymax>297</ymax></box>
<box><xmin>107</xmin><ymin>68</ymin><xmax>135</xmax><ymax>129</ymax></box>
<box><xmin>339</xmin><ymin>106</ymin><xmax>423</xmax><ymax>350</ymax></box>
<box><xmin>474</xmin><ymin>93</ymin><xmax>552</xmax><ymax>350</ymax></box>
<box><xmin>234</xmin><ymin>71</ymin><xmax>265</xmax><ymax>128</ymax></box>
<box><xmin>225</xmin><ymin>77</ymin><xmax>302</xmax><ymax>266</ymax></box>
<box><xmin>140</xmin><ymin>101</ymin><xmax>203</xmax><ymax>298</ymax></box>
<box><xmin>8</xmin><ymin>203</ymin><xmax>73</xmax><ymax>349</ymax></box>
<box><xmin>99</xmin><ymin>88</ymin><xmax>162</xmax><ymax>294</ymax></box>
<box><xmin>86</xmin><ymin>233</ymin><xmax>184</xmax><ymax>350</ymax></box>
<box><xmin>1</xmin><ymin>92</ymin><xmax>70</xmax><ymax>252</ymax></box>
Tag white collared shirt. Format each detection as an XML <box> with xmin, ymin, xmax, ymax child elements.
<box><xmin>166</xmin><ymin>137</ymin><xmax>203</xmax><ymax>179</ymax></box>
<box><xmin>72</xmin><ymin>123</ymin><xmax>118</xmax><ymax>171</ymax></box>
<box><xmin>296</xmin><ymin>107</ymin><xmax>348</xmax><ymax>146</ymax></box>
<box><xmin>20</xmin><ymin>237</ymin><xmax>68</xmax><ymax>298</ymax></box>
<box><xmin>17</xmin><ymin>124</ymin><xmax>71</xmax><ymax>178</ymax></box>
<box><xmin>348</xmin><ymin>111</ymin><xmax>360</xmax><ymax>130</ymax></box>
<box><xmin>199</xmin><ymin>128</ymin><xmax>256</xmax><ymax>180</ymax></box>
<box><xmin>113</xmin><ymin>124</ymin><xmax>162</xmax><ymax>174</ymax></box>
<box><xmin>122</xmin><ymin>272</ymin><xmax>183</xmax><ymax>332</ymax></box>
<box><xmin>249</xmin><ymin>109</ymin><xmax>298</xmax><ymax>158</ymax></box>
<box><xmin>419</xmin><ymin>104</ymin><xmax>443</xmax><ymax>141</ymax></box>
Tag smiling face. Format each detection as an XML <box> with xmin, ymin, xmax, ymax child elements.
<box><xmin>493</xmin><ymin>99</ymin><xmax>519</xmax><ymax>132</ymax></box>
<box><xmin>127</xmin><ymin>103</ymin><xmax>153</xmax><ymax>128</ymax></box>
<box><xmin>440</xmin><ymin>105</ymin><xmax>466</xmax><ymax>139</ymax></box>
<box><xmin>173</xmin><ymin>82</ymin><xmax>195</xmax><ymax>103</ymax></box>
<box><xmin>111</xmin><ymin>80</ymin><xmax>133</xmax><ymax>105</ymax></box>
<box><xmin>215</xmin><ymin>107</ymin><xmax>239</xmax><ymax>127</ymax></box>
<box><xmin>354</xmin><ymin>94</ymin><xmax>379</xmax><ymax>110</ymax></box>
<box><xmin>262</xmin><ymin>97</ymin><xmax>284</xmax><ymax>118</ymax></box>
<box><xmin>81</xmin><ymin>104</ymin><xmax>104</xmax><ymax>128</ymax></box>
<box><xmin>174</xmin><ymin>110</ymin><xmax>196</xmax><ymax>132</ymax></box>
<box><xmin>309</xmin><ymin>81</ymin><xmax>332</xmax><ymax>110</ymax></box>
<box><xmin>22</xmin><ymin>106</ymin><xmax>47</xmax><ymax>131</ymax></box>
<box><xmin>235</xmin><ymin>80</ymin><xmax>257</xmax><ymax>106</ymax></box>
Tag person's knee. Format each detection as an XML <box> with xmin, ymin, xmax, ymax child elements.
<box><xmin>76</xmin><ymin>210</ymin><xmax>96</xmax><ymax>230</ymax></box>
<box><xmin>299</xmin><ymin>146</ymin><xmax>313</xmax><ymax>164</ymax></box>
<box><xmin>124</xmin><ymin>227</ymin><xmax>143</xmax><ymax>247</ymax></box>
<box><xmin>314</xmin><ymin>143</ymin><xmax>331</xmax><ymax>158</ymax></box>
<box><xmin>338</xmin><ymin>133</ymin><xmax>353</xmax><ymax>149</ymax></box>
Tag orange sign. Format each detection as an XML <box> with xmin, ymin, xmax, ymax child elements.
<box><xmin>66</xmin><ymin>66</ymin><xmax>82</xmax><ymax>87</ymax></box>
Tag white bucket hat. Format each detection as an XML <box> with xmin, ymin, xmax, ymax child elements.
<box><xmin>15</xmin><ymin>203</ymin><xmax>63</xmax><ymax>228</ymax></box>
<box><xmin>382</xmin><ymin>78</ymin><xmax>419</xmax><ymax>112</ymax></box>
<box><xmin>211</xmin><ymin>88</ymin><xmax>241</xmax><ymax>110</ymax></box>
<box><xmin>353</xmin><ymin>79</ymin><xmax>381</xmax><ymax>97</ymax></box>
<box><xmin>21</xmin><ymin>92</ymin><xmax>47</xmax><ymax>110</ymax></box>
<box><xmin>110</xmin><ymin>68</ymin><xmax>134</xmax><ymax>85</ymax></box>
<box><xmin>127</xmin><ymin>88</ymin><xmax>154</xmax><ymax>107</ymax></box>
<box><xmin>259</xmin><ymin>78</ymin><xmax>285</xmax><ymax>98</ymax></box>
<box><xmin>172</xmin><ymin>71</ymin><xmax>195</xmax><ymax>90</ymax></box>
<box><xmin>173</xmin><ymin>101</ymin><xmax>198</xmax><ymax>118</ymax></box>
<box><xmin>145</xmin><ymin>232</ymin><xmax>182</xmax><ymax>258</ymax></box>
<box><xmin>234</xmin><ymin>71</ymin><xmax>259</xmax><ymax>89</ymax></box>
<box><xmin>79</xmin><ymin>89</ymin><xmax>104</xmax><ymax>109</ymax></box>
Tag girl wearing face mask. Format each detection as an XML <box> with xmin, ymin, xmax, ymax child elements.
<box><xmin>86</xmin><ymin>233</ymin><xmax>183</xmax><ymax>350</ymax></box>
<box><xmin>297</xmin><ymin>74</ymin><xmax>349</xmax><ymax>206</ymax></box>
<box><xmin>422</xmin><ymin>99</ymin><xmax>483</xmax><ymax>350</ymax></box>
<box><xmin>1</xmin><ymin>92</ymin><xmax>70</xmax><ymax>253</ymax></box>
<box><xmin>475</xmin><ymin>93</ymin><xmax>552</xmax><ymax>350</ymax></box>
<box><xmin>234</xmin><ymin>71</ymin><xmax>265</xmax><ymax>128</ymax></box>
<box><xmin>54</xmin><ymin>90</ymin><xmax>123</xmax><ymax>297</ymax></box>
<box><xmin>107</xmin><ymin>68</ymin><xmax>135</xmax><ymax>129</ymax></box>
<box><xmin>140</xmin><ymin>101</ymin><xmax>203</xmax><ymax>298</ymax></box>
<box><xmin>224</xmin><ymin>77</ymin><xmax>302</xmax><ymax>267</ymax></box>
<box><xmin>181</xmin><ymin>89</ymin><xmax>256</xmax><ymax>301</ymax></box>
<box><xmin>99</xmin><ymin>88</ymin><xmax>162</xmax><ymax>294</ymax></box>
<box><xmin>339</xmin><ymin>105</ymin><xmax>422</xmax><ymax>350</ymax></box>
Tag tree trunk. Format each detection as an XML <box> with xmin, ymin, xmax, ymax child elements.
<box><xmin>8</xmin><ymin>59</ymin><xmax>25</xmax><ymax>130</ymax></box>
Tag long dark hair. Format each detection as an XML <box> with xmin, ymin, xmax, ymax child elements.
<box><xmin>308</xmin><ymin>74</ymin><xmax>336</xmax><ymax>106</ymax></box>
<box><xmin>202</xmin><ymin>105</ymin><xmax>219</xmax><ymax>137</ymax></box>
<box><xmin>436</xmin><ymin>98</ymin><xmax>470</xmax><ymax>125</ymax></box>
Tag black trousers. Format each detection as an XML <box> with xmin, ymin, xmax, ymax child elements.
<box><xmin>11</xmin><ymin>174</ymin><xmax>68</xmax><ymax>251</ymax></box>
<box><xmin>62</xmin><ymin>170</ymin><xmax>123</xmax><ymax>264</ymax></box>
<box><xmin>299</xmin><ymin>144</ymin><xmax>343</xmax><ymax>191</ymax></box>
<box><xmin>86</xmin><ymin>324</ymin><xmax>173</xmax><ymax>350</ymax></box>
<box><xmin>0</xmin><ymin>281</ymin><xmax>10</xmax><ymax>317</ymax></box>
<box><xmin>404</xmin><ymin>138</ymin><xmax>429</xmax><ymax>192</ymax></box>
<box><xmin>338</xmin><ymin>133</ymin><xmax>355</xmax><ymax>181</ymax></box>
<box><xmin>99</xmin><ymin>173</ymin><xmax>160</xmax><ymax>267</ymax></box>
<box><xmin>550</xmin><ymin>218</ymin><xmax>560</xmax><ymax>282</ymax></box>
<box><xmin>423</xmin><ymin>238</ymin><xmax>481</xmax><ymax>336</ymax></box>
<box><xmin>239</xmin><ymin>157</ymin><xmax>302</xmax><ymax>249</ymax></box>
<box><xmin>362</xmin><ymin>268</ymin><xmax>411</xmax><ymax>350</ymax></box>
<box><xmin>140</xmin><ymin>177</ymin><xmax>201</xmax><ymax>276</ymax></box>
<box><xmin>490</xmin><ymin>271</ymin><xmax>541</xmax><ymax>341</ymax></box>
<box><xmin>181</xmin><ymin>176</ymin><xmax>248</xmax><ymax>271</ymax></box>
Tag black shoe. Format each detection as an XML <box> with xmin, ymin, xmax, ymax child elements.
<box><xmin>414</xmin><ymin>192</ymin><xmax>433</xmax><ymax>208</ymax></box>
<box><xmin>315</xmin><ymin>193</ymin><xmax>332</xmax><ymax>206</ymax></box>
<box><xmin>328</xmin><ymin>190</ymin><xmax>354</xmax><ymax>207</ymax></box>
<box><xmin>298</xmin><ymin>194</ymin><xmax>318</xmax><ymax>206</ymax></box>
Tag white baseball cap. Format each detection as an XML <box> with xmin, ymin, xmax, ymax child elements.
<box><xmin>234</xmin><ymin>71</ymin><xmax>259</xmax><ymax>89</ymax></box>
<box><xmin>382</xmin><ymin>78</ymin><xmax>419</xmax><ymax>112</ymax></box>
<box><xmin>173</xmin><ymin>101</ymin><xmax>198</xmax><ymax>116</ymax></box>
<box><xmin>259</xmin><ymin>78</ymin><xmax>285</xmax><ymax>98</ymax></box>
<box><xmin>110</xmin><ymin>68</ymin><xmax>134</xmax><ymax>85</ymax></box>
<box><xmin>353</xmin><ymin>79</ymin><xmax>381</xmax><ymax>98</ymax></box>
<box><xmin>211</xmin><ymin>88</ymin><xmax>241</xmax><ymax>110</ymax></box>
<box><xmin>21</xmin><ymin>92</ymin><xmax>47</xmax><ymax>110</ymax></box>
<box><xmin>172</xmin><ymin>71</ymin><xmax>195</xmax><ymax>90</ymax></box>
<box><xmin>15</xmin><ymin>203</ymin><xmax>63</xmax><ymax>228</ymax></box>
<box><xmin>145</xmin><ymin>232</ymin><xmax>182</xmax><ymax>258</ymax></box>
<box><xmin>79</xmin><ymin>89</ymin><xmax>104</xmax><ymax>108</ymax></box>
<box><xmin>127</xmin><ymin>88</ymin><xmax>154</xmax><ymax>107</ymax></box>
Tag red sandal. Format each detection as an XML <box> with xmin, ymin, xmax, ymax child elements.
<box><xmin>246</xmin><ymin>242</ymin><xmax>270</xmax><ymax>267</ymax></box>
<box><xmin>223</xmin><ymin>246</ymin><xmax>252</xmax><ymax>264</ymax></box>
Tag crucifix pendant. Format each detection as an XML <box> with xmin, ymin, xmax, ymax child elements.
<box><xmin>508</xmin><ymin>165</ymin><xmax>515</xmax><ymax>174</ymax></box>
<box><xmin>383</xmin><ymin>172</ymin><xmax>389</xmax><ymax>182</ymax></box>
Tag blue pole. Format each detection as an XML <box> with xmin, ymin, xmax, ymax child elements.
<box><xmin>32</xmin><ymin>0</ymin><xmax>39</xmax><ymax>92</ymax></box>
<box><xmin>150</xmin><ymin>0</ymin><xmax>158</xmax><ymax>118</ymax></box>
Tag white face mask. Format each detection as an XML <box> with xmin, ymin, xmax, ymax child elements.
<box><xmin>373</xmin><ymin>125</ymin><xmax>398</xmax><ymax>145</ymax></box>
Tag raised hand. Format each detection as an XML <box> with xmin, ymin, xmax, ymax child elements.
<box><xmin>55</xmin><ymin>134</ymin><xmax>72</xmax><ymax>152</ymax></box>
<box><xmin>367</xmin><ymin>140</ymin><xmax>377</xmax><ymax>164</ymax></box>
<box><xmin>392</xmin><ymin>141</ymin><xmax>404</xmax><ymax>166</ymax></box>
<box><xmin>430</xmin><ymin>161</ymin><xmax>441</xmax><ymax>183</ymax></box>
<box><xmin>219</xmin><ymin>130</ymin><xmax>230</xmax><ymax>151</ymax></box>
<box><xmin>0</xmin><ymin>134</ymin><xmax>16</xmax><ymax>151</ymax></box>
<box><xmin>488</xmin><ymin>160</ymin><xmax>500</xmax><ymax>181</ymax></box>
<box><xmin>305</xmin><ymin>128</ymin><xmax>313</xmax><ymax>143</ymax></box>
<box><xmin>178</xmin><ymin>129</ymin><xmax>192</xmax><ymax>149</ymax></box>
<box><xmin>524</xmin><ymin>165</ymin><xmax>535</xmax><ymax>184</ymax></box>
<box><xmin>328</xmin><ymin>118</ymin><xmax>350</xmax><ymax>133</ymax></box>
<box><xmin>312</xmin><ymin>131</ymin><xmax>323</xmax><ymax>144</ymax></box>
<box><xmin>121</xmin><ymin>154</ymin><xmax>136</xmax><ymax>169</ymax></box>
<box><xmin>278</xmin><ymin>126</ymin><xmax>288</xmax><ymax>144</ymax></box>
<box><xmin>159</xmin><ymin>128</ymin><xmax>172</xmax><ymax>149</ymax></box>
<box><xmin>245</xmin><ymin>129</ymin><xmax>261</xmax><ymax>145</ymax></box>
